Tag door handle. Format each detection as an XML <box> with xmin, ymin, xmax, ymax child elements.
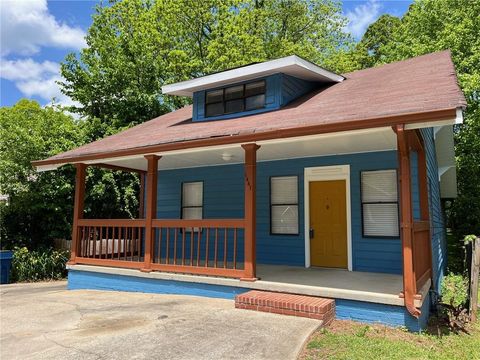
<box><xmin>309</xmin><ymin>228</ymin><xmax>314</xmax><ymax>239</ymax></box>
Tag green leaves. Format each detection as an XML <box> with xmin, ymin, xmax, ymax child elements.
<box><xmin>0</xmin><ymin>100</ymin><xmax>81</xmax><ymax>248</ymax></box>
<box><xmin>60</xmin><ymin>0</ymin><xmax>353</xmax><ymax>130</ymax></box>
<box><xmin>11</xmin><ymin>247</ymin><xmax>70</xmax><ymax>282</ymax></box>
<box><xmin>352</xmin><ymin>0</ymin><xmax>480</xmax><ymax>240</ymax></box>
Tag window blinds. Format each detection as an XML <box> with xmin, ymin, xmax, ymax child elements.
<box><xmin>361</xmin><ymin>170</ymin><xmax>399</xmax><ymax>237</ymax></box>
<box><xmin>271</xmin><ymin>176</ymin><xmax>299</xmax><ymax>234</ymax></box>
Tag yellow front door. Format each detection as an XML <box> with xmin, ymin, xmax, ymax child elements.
<box><xmin>309</xmin><ymin>180</ymin><xmax>348</xmax><ymax>268</ymax></box>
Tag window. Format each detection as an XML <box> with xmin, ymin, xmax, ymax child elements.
<box><xmin>205</xmin><ymin>80</ymin><xmax>266</xmax><ymax>117</ymax></box>
<box><xmin>361</xmin><ymin>170</ymin><xmax>399</xmax><ymax>237</ymax></box>
<box><xmin>270</xmin><ymin>176</ymin><xmax>299</xmax><ymax>235</ymax></box>
<box><xmin>181</xmin><ymin>182</ymin><xmax>203</xmax><ymax>220</ymax></box>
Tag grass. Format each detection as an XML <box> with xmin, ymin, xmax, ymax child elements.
<box><xmin>301</xmin><ymin>319</ymin><xmax>480</xmax><ymax>360</ymax></box>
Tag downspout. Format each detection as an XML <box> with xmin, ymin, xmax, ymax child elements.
<box><xmin>396</xmin><ymin>124</ymin><xmax>421</xmax><ymax>318</ymax></box>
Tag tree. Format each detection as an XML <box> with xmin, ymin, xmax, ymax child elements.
<box><xmin>60</xmin><ymin>0</ymin><xmax>353</xmax><ymax>131</ymax></box>
<box><xmin>354</xmin><ymin>0</ymin><xmax>480</xmax><ymax>269</ymax></box>
<box><xmin>354</xmin><ymin>14</ymin><xmax>401</xmax><ymax>68</ymax></box>
<box><xmin>206</xmin><ymin>0</ymin><xmax>351</xmax><ymax>72</ymax></box>
<box><xmin>57</xmin><ymin>0</ymin><xmax>354</xmax><ymax>232</ymax></box>
<box><xmin>0</xmin><ymin>100</ymin><xmax>81</xmax><ymax>248</ymax></box>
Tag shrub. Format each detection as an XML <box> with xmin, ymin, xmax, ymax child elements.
<box><xmin>439</xmin><ymin>273</ymin><xmax>469</xmax><ymax>332</ymax></box>
<box><xmin>11</xmin><ymin>247</ymin><xmax>69</xmax><ymax>282</ymax></box>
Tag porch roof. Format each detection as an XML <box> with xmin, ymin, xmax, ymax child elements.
<box><xmin>33</xmin><ymin>51</ymin><xmax>466</xmax><ymax>169</ymax></box>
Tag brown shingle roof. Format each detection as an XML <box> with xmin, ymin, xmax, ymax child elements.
<box><xmin>36</xmin><ymin>51</ymin><xmax>466</xmax><ymax>165</ymax></box>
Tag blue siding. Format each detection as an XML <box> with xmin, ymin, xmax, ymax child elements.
<box><xmin>421</xmin><ymin>128</ymin><xmax>447</xmax><ymax>291</ymax></box>
<box><xmin>281</xmin><ymin>74</ymin><xmax>316</xmax><ymax>106</ymax></box>
<box><xmin>410</xmin><ymin>151</ymin><xmax>421</xmax><ymax>220</ymax></box>
<box><xmin>156</xmin><ymin>151</ymin><xmax>408</xmax><ymax>274</ymax></box>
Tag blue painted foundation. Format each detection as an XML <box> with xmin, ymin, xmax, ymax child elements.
<box><xmin>68</xmin><ymin>270</ymin><xmax>250</xmax><ymax>300</ymax></box>
<box><xmin>336</xmin><ymin>292</ymin><xmax>430</xmax><ymax>332</ymax></box>
<box><xmin>68</xmin><ymin>269</ymin><xmax>430</xmax><ymax>331</ymax></box>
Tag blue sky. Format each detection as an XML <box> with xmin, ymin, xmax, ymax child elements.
<box><xmin>0</xmin><ymin>0</ymin><xmax>412</xmax><ymax>108</ymax></box>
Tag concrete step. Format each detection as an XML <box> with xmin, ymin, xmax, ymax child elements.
<box><xmin>235</xmin><ymin>290</ymin><xmax>335</xmax><ymax>325</ymax></box>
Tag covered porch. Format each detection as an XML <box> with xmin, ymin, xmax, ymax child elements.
<box><xmin>45</xmin><ymin>125</ymin><xmax>433</xmax><ymax>317</ymax></box>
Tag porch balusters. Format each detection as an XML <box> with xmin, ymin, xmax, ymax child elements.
<box><xmin>69</xmin><ymin>144</ymin><xmax>261</xmax><ymax>281</ymax></box>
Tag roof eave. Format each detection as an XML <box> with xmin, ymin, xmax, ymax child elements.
<box><xmin>162</xmin><ymin>55</ymin><xmax>344</xmax><ymax>97</ymax></box>
<box><xmin>32</xmin><ymin>107</ymin><xmax>460</xmax><ymax>172</ymax></box>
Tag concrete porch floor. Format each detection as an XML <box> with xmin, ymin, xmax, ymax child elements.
<box><xmin>257</xmin><ymin>265</ymin><xmax>403</xmax><ymax>303</ymax></box>
<box><xmin>68</xmin><ymin>264</ymin><xmax>411</xmax><ymax>306</ymax></box>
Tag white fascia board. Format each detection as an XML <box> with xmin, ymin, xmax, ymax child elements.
<box><xmin>36</xmin><ymin>163</ymin><xmax>62</xmax><ymax>172</ymax></box>
<box><xmin>405</xmin><ymin>107</ymin><xmax>464</xmax><ymax>130</ymax></box>
<box><xmin>162</xmin><ymin>55</ymin><xmax>344</xmax><ymax>97</ymax></box>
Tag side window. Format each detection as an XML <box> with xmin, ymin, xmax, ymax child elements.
<box><xmin>361</xmin><ymin>170</ymin><xmax>399</xmax><ymax>237</ymax></box>
<box><xmin>270</xmin><ymin>176</ymin><xmax>299</xmax><ymax>235</ymax></box>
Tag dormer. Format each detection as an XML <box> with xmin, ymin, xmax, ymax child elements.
<box><xmin>162</xmin><ymin>55</ymin><xmax>344</xmax><ymax>122</ymax></box>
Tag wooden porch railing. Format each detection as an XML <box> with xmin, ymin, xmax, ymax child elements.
<box><xmin>413</xmin><ymin>220</ymin><xmax>432</xmax><ymax>291</ymax></box>
<box><xmin>74</xmin><ymin>218</ymin><xmax>246</xmax><ymax>278</ymax></box>
<box><xmin>75</xmin><ymin>219</ymin><xmax>146</xmax><ymax>269</ymax></box>
<box><xmin>151</xmin><ymin>219</ymin><xmax>245</xmax><ymax>278</ymax></box>
<box><xmin>68</xmin><ymin>145</ymin><xmax>258</xmax><ymax>280</ymax></box>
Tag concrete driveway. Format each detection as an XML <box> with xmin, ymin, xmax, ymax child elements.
<box><xmin>0</xmin><ymin>281</ymin><xmax>320</xmax><ymax>360</ymax></box>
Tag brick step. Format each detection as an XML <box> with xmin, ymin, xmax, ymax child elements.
<box><xmin>235</xmin><ymin>290</ymin><xmax>335</xmax><ymax>325</ymax></box>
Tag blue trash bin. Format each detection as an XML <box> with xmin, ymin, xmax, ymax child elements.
<box><xmin>0</xmin><ymin>250</ymin><xmax>13</xmax><ymax>284</ymax></box>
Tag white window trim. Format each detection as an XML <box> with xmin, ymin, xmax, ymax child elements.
<box><xmin>304</xmin><ymin>165</ymin><xmax>352</xmax><ymax>270</ymax></box>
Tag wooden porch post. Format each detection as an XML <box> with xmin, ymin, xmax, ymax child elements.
<box><xmin>141</xmin><ymin>155</ymin><xmax>160</xmax><ymax>272</ymax></box>
<box><xmin>68</xmin><ymin>163</ymin><xmax>87</xmax><ymax>265</ymax></box>
<box><xmin>396</xmin><ymin>125</ymin><xmax>420</xmax><ymax>318</ymax></box>
<box><xmin>242</xmin><ymin>143</ymin><xmax>260</xmax><ymax>281</ymax></box>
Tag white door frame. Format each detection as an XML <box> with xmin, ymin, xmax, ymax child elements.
<box><xmin>304</xmin><ymin>165</ymin><xmax>352</xmax><ymax>270</ymax></box>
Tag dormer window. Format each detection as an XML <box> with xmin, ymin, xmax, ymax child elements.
<box><xmin>205</xmin><ymin>80</ymin><xmax>266</xmax><ymax>117</ymax></box>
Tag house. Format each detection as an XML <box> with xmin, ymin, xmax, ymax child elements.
<box><xmin>33</xmin><ymin>51</ymin><xmax>466</xmax><ymax>331</ymax></box>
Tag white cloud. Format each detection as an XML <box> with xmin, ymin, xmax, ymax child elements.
<box><xmin>0</xmin><ymin>0</ymin><xmax>86</xmax><ymax>56</ymax></box>
<box><xmin>1</xmin><ymin>58</ymin><xmax>76</xmax><ymax>106</ymax></box>
<box><xmin>345</xmin><ymin>0</ymin><xmax>382</xmax><ymax>39</ymax></box>
<box><xmin>0</xmin><ymin>58</ymin><xmax>58</xmax><ymax>81</ymax></box>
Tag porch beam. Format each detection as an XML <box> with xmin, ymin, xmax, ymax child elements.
<box><xmin>90</xmin><ymin>163</ymin><xmax>146</xmax><ymax>174</ymax></box>
<box><xmin>68</xmin><ymin>163</ymin><xmax>87</xmax><ymax>265</ymax></box>
<box><xmin>241</xmin><ymin>143</ymin><xmax>260</xmax><ymax>281</ymax></box>
<box><xmin>396</xmin><ymin>124</ymin><xmax>421</xmax><ymax>318</ymax></box>
<box><xmin>141</xmin><ymin>155</ymin><xmax>160</xmax><ymax>272</ymax></box>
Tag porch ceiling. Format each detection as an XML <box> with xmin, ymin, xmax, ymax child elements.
<box><xmin>80</xmin><ymin>127</ymin><xmax>397</xmax><ymax>172</ymax></box>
